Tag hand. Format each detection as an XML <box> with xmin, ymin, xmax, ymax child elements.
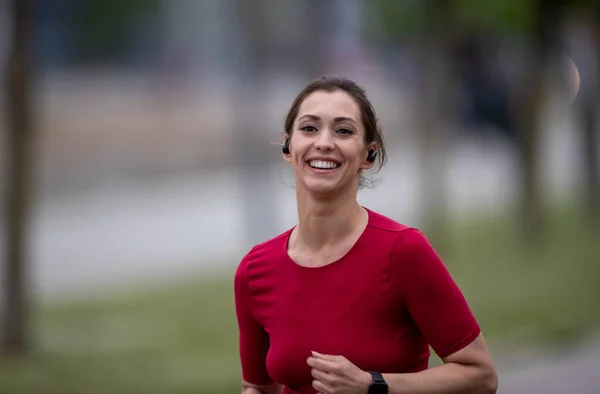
<box><xmin>306</xmin><ymin>351</ymin><xmax>372</xmax><ymax>394</ymax></box>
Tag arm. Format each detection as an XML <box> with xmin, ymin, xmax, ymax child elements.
<box><xmin>234</xmin><ymin>255</ymin><xmax>283</xmax><ymax>394</ymax></box>
<box><xmin>383</xmin><ymin>229</ymin><xmax>497</xmax><ymax>394</ymax></box>
<box><xmin>308</xmin><ymin>338</ymin><xmax>496</xmax><ymax>394</ymax></box>
<box><xmin>307</xmin><ymin>229</ymin><xmax>497</xmax><ymax>394</ymax></box>
<box><xmin>382</xmin><ymin>334</ymin><xmax>497</xmax><ymax>394</ymax></box>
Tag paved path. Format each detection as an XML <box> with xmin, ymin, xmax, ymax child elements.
<box><xmin>497</xmin><ymin>341</ymin><xmax>600</xmax><ymax>393</ymax></box>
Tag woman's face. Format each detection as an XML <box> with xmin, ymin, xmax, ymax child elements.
<box><xmin>284</xmin><ymin>89</ymin><xmax>375</xmax><ymax>198</ymax></box>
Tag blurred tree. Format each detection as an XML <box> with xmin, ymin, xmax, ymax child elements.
<box><xmin>583</xmin><ymin>6</ymin><xmax>600</xmax><ymax>230</ymax></box>
<box><xmin>232</xmin><ymin>0</ymin><xmax>280</xmax><ymax>247</ymax></box>
<box><xmin>510</xmin><ymin>0</ymin><xmax>566</xmax><ymax>244</ymax></box>
<box><xmin>569</xmin><ymin>2</ymin><xmax>600</xmax><ymax>230</ymax></box>
<box><xmin>369</xmin><ymin>0</ymin><xmax>575</xmax><ymax>244</ymax></box>
<box><xmin>451</xmin><ymin>0</ymin><xmax>589</xmax><ymax>240</ymax></box>
<box><xmin>454</xmin><ymin>30</ymin><xmax>516</xmax><ymax>142</ymax></box>
<box><xmin>72</xmin><ymin>0</ymin><xmax>159</xmax><ymax>64</ymax></box>
<box><xmin>411</xmin><ymin>0</ymin><xmax>458</xmax><ymax>253</ymax></box>
<box><xmin>2</xmin><ymin>0</ymin><xmax>33</xmax><ymax>356</ymax></box>
<box><xmin>366</xmin><ymin>0</ymin><xmax>459</xmax><ymax>251</ymax></box>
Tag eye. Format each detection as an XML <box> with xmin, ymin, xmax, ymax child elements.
<box><xmin>336</xmin><ymin>127</ymin><xmax>353</xmax><ymax>135</ymax></box>
<box><xmin>300</xmin><ymin>125</ymin><xmax>317</xmax><ymax>132</ymax></box>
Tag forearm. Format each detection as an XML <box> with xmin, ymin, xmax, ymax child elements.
<box><xmin>383</xmin><ymin>362</ymin><xmax>497</xmax><ymax>394</ymax></box>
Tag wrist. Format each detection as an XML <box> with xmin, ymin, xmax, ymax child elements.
<box><xmin>360</xmin><ymin>370</ymin><xmax>372</xmax><ymax>393</ymax></box>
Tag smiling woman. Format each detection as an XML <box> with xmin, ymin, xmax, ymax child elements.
<box><xmin>234</xmin><ymin>76</ymin><xmax>498</xmax><ymax>394</ymax></box>
<box><xmin>282</xmin><ymin>77</ymin><xmax>387</xmax><ymax>191</ymax></box>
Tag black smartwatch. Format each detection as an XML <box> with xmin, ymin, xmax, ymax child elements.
<box><xmin>367</xmin><ymin>371</ymin><xmax>388</xmax><ymax>394</ymax></box>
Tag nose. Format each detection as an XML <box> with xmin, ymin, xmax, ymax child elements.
<box><xmin>315</xmin><ymin>129</ymin><xmax>335</xmax><ymax>152</ymax></box>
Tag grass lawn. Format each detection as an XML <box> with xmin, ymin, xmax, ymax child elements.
<box><xmin>1</xmin><ymin>205</ymin><xmax>599</xmax><ymax>394</ymax></box>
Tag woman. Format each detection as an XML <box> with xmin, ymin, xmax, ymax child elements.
<box><xmin>234</xmin><ymin>76</ymin><xmax>498</xmax><ymax>394</ymax></box>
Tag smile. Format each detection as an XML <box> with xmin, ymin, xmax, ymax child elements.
<box><xmin>308</xmin><ymin>160</ymin><xmax>341</xmax><ymax>170</ymax></box>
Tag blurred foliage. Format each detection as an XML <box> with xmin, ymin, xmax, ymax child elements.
<box><xmin>367</xmin><ymin>0</ymin><xmax>599</xmax><ymax>40</ymax></box>
<box><xmin>368</xmin><ymin>0</ymin><xmax>535</xmax><ymax>39</ymax></box>
<box><xmin>73</xmin><ymin>0</ymin><xmax>159</xmax><ymax>60</ymax></box>
<box><xmin>0</xmin><ymin>204</ymin><xmax>598</xmax><ymax>393</ymax></box>
<box><xmin>369</xmin><ymin>0</ymin><xmax>600</xmax><ymax>41</ymax></box>
<box><xmin>451</xmin><ymin>0</ymin><xmax>534</xmax><ymax>35</ymax></box>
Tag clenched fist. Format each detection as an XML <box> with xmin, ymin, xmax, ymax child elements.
<box><xmin>306</xmin><ymin>351</ymin><xmax>372</xmax><ymax>394</ymax></box>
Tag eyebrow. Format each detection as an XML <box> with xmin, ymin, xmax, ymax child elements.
<box><xmin>298</xmin><ymin>114</ymin><xmax>357</xmax><ymax>124</ymax></box>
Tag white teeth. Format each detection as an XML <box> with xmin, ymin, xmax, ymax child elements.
<box><xmin>309</xmin><ymin>160</ymin><xmax>339</xmax><ymax>169</ymax></box>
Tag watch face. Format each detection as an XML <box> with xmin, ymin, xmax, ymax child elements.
<box><xmin>369</xmin><ymin>383</ymin><xmax>388</xmax><ymax>394</ymax></box>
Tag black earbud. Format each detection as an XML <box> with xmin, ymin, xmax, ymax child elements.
<box><xmin>281</xmin><ymin>138</ymin><xmax>290</xmax><ymax>155</ymax></box>
<box><xmin>366</xmin><ymin>149</ymin><xmax>377</xmax><ymax>163</ymax></box>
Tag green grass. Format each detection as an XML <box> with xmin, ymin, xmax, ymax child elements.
<box><xmin>443</xmin><ymin>205</ymin><xmax>600</xmax><ymax>345</ymax></box>
<box><xmin>1</xmin><ymin>205</ymin><xmax>599</xmax><ymax>393</ymax></box>
<box><xmin>1</xmin><ymin>277</ymin><xmax>242</xmax><ymax>394</ymax></box>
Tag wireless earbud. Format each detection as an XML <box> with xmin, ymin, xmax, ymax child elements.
<box><xmin>282</xmin><ymin>138</ymin><xmax>290</xmax><ymax>155</ymax></box>
<box><xmin>366</xmin><ymin>149</ymin><xmax>377</xmax><ymax>163</ymax></box>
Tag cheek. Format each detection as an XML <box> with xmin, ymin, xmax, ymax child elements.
<box><xmin>347</xmin><ymin>145</ymin><xmax>367</xmax><ymax>163</ymax></box>
<box><xmin>290</xmin><ymin>139</ymin><xmax>309</xmax><ymax>158</ymax></box>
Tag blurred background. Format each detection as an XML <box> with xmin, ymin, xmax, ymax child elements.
<box><xmin>0</xmin><ymin>0</ymin><xmax>599</xmax><ymax>393</ymax></box>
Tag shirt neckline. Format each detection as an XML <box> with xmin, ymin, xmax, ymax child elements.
<box><xmin>282</xmin><ymin>207</ymin><xmax>372</xmax><ymax>271</ymax></box>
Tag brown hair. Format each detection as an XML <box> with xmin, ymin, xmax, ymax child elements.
<box><xmin>283</xmin><ymin>76</ymin><xmax>387</xmax><ymax>187</ymax></box>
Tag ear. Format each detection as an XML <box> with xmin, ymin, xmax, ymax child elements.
<box><xmin>282</xmin><ymin>136</ymin><xmax>292</xmax><ymax>163</ymax></box>
<box><xmin>361</xmin><ymin>143</ymin><xmax>377</xmax><ymax>170</ymax></box>
<box><xmin>282</xmin><ymin>151</ymin><xmax>292</xmax><ymax>163</ymax></box>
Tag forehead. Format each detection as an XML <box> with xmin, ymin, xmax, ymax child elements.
<box><xmin>297</xmin><ymin>90</ymin><xmax>361</xmax><ymax>122</ymax></box>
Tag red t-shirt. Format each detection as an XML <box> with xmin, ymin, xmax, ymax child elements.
<box><xmin>234</xmin><ymin>208</ymin><xmax>480</xmax><ymax>394</ymax></box>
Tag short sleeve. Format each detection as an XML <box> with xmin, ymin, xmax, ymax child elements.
<box><xmin>234</xmin><ymin>253</ymin><xmax>273</xmax><ymax>385</ymax></box>
<box><xmin>391</xmin><ymin>229</ymin><xmax>481</xmax><ymax>359</ymax></box>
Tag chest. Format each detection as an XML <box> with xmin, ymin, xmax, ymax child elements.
<box><xmin>257</xmin><ymin>258</ymin><xmax>415</xmax><ymax>387</ymax></box>
<box><xmin>261</xmin><ymin>251</ymin><xmax>394</xmax><ymax>328</ymax></box>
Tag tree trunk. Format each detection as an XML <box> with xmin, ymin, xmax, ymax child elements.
<box><xmin>563</xmin><ymin>6</ymin><xmax>600</xmax><ymax>230</ymax></box>
<box><xmin>414</xmin><ymin>1</ymin><xmax>455</xmax><ymax>253</ymax></box>
<box><xmin>582</xmin><ymin>15</ymin><xmax>600</xmax><ymax>230</ymax></box>
<box><xmin>515</xmin><ymin>0</ymin><xmax>564</xmax><ymax>244</ymax></box>
<box><xmin>2</xmin><ymin>0</ymin><xmax>33</xmax><ymax>356</ymax></box>
<box><xmin>514</xmin><ymin>54</ymin><xmax>545</xmax><ymax>244</ymax></box>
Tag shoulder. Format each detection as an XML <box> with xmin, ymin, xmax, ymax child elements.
<box><xmin>235</xmin><ymin>227</ymin><xmax>293</xmax><ymax>281</ymax></box>
<box><xmin>364</xmin><ymin>208</ymin><xmax>439</xmax><ymax>270</ymax></box>
<box><xmin>239</xmin><ymin>227</ymin><xmax>293</xmax><ymax>266</ymax></box>
<box><xmin>362</xmin><ymin>208</ymin><xmax>435</xmax><ymax>262</ymax></box>
<box><xmin>365</xmin><ymin>208</ymin><xmax>426</xmax><ymax>247</ymax></box>
<box><xmin>387</xmin><ymin>228</ymin><xmax>448</xmax><ymax>284</ymax></box>
<box><xmin>366</xmin><ymin>208</ymin><xmax>414</xmax><ymax>234</ymax></box>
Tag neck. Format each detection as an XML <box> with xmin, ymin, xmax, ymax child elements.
<box><xmin>294</xmin><ymin>184</ymin><xmax>366</xmax><ymax>251</ymax></box>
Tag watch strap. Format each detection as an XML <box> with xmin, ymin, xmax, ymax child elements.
<box><xmin>367</xmin><ymin>371</ymin><xmax>388</xmax><ymax>394</ymax></box>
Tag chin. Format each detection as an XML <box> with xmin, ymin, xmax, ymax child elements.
<box><xmin>302</xmin><ymin>178</ymin><xmax>353</xmax><ymax>198</ymax></box>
